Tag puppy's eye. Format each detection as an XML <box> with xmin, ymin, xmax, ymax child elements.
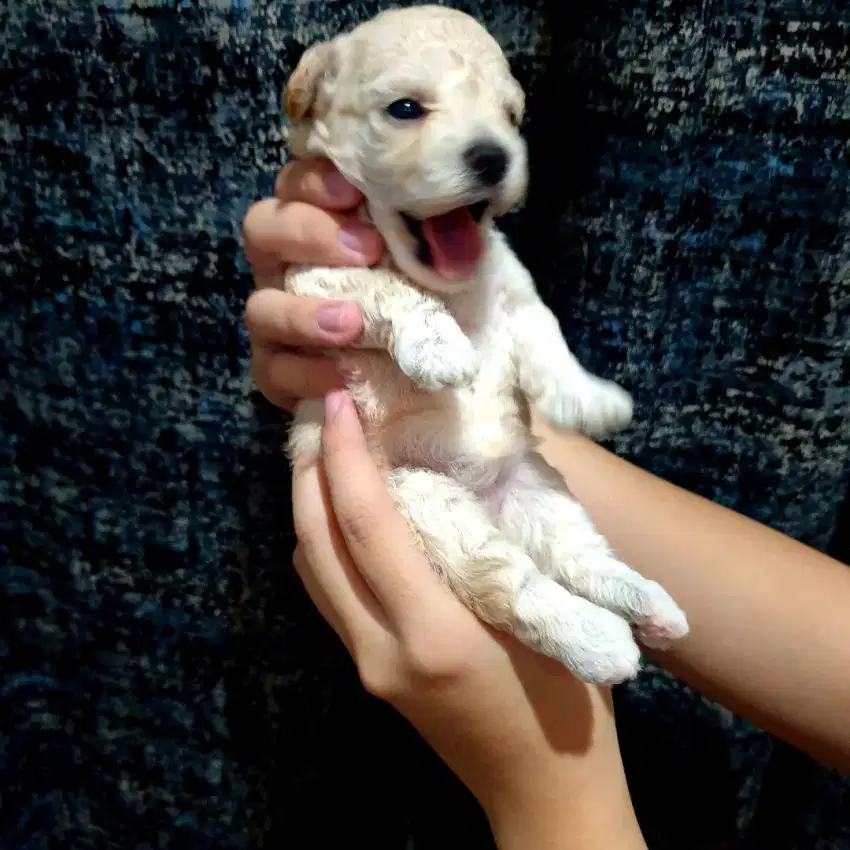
<box><xmin>387</xmin><ymin>99</ymin><xmax>426</xmax><ymax>121</ymax></box>
<box><xmin>506</xmin><ymin>107</ymin><xmax>522</xmax><ymax>127</ymax></box>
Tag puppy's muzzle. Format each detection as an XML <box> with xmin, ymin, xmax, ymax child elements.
<box><xmin>464</xmin><ymin>140</ymin><xmax>510</xmax><ymax>187</ymax></box>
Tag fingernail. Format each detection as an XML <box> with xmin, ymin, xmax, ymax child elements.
<box><xmin>338</xmin><ymin>222</ymin><xmax>376</xmax><ymax>262</ymax></box>
<box><xmin>316</xmin><ymin>301</ymin><xmax>361</xmax><ymax>334</ymax></box>
<box><xmin>324</xmin><ymin>390</ymin><xmax>346</xmax><ymax>423</ymax></box>
<box><xmin>324</xmin><ymin>170</ymin><xmax>355</xmax><ymax>200</ymax></box>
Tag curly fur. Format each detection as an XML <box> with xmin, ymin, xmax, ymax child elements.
<box><xmin>277</xmin><ymin>6</ymin><xmax>688</xmax><ymax>685</ymax></box>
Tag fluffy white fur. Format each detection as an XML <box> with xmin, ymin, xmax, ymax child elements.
<box><xmin>278</xmin><ymin>5</ymin><xmax>688</xmax><ymax>685</ymax></box>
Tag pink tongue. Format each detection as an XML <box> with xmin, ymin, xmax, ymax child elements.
<box><xmin>421</xmin><ymin>208</ymin><xmax>484</xmax><ymax>280</ymax></box>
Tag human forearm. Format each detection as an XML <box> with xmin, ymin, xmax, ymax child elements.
<box><xmin>535</xmin><ymin>419</ymin><xmax>850</xmax><ymax>771</ymax></box>
<box><xmin>479</xmin><ymin>684</ymin><xmax>647</xmax><ymax>850</ymax></box>
<box><xmin>489</xmin><ymin>788</ymin><xmax>647</xmax><ymax>850</ymax></box>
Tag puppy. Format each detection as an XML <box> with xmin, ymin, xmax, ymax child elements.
<box><xmin>278</xmin><ymin>5</ymin><xmax>688</xmax><ymax>685</ymax></box>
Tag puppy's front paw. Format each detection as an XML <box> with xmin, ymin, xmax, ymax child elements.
<box><xmin>394</xmin><ymin>313</ymin><xmax>479</xmax><ymax>391</ymax></box>
<box><xmin>537</xmin><ymin>376</ymin><xmax>633</xmax><ymax>439</ymax></box>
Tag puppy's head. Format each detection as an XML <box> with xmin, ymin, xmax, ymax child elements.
<box><xmin>284</xmin><ymin>5</ymin><xmax>528</xmax><ymax>292</ymax></box>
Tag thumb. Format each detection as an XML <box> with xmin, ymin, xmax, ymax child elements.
<box><xmin>321</xmin><ymin>390</ymin><xmax>449</xmax><ymax>620</ymax></box>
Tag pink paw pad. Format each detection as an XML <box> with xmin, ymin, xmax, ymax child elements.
<box><xmin>636</xmin><ymin>611</ymin><xmax>689</xmax><ymax>649</ymax></box>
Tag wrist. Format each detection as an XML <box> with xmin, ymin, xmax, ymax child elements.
<box><xmin>486</xmin><ymin>781</ymin><xmax>647</xmax><ymax>850</ymax></box>
<box><xmin>478</xmin><ymin>681</ymin><xmax>647</xmax><ymax>850</ymax></box>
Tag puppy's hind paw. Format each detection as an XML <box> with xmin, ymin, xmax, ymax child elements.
<box><xmin>394</xmin><ymin>313</ymin><xmax>479</xmax><ymax>391</ymax></box>
<box><xmin>538</xmin><ymin>376</ymin><xmax>633</xmax><ymax>439</ymax></box>
<box><xmin>515</xmin><ymin>583</ymin><xmax>642</xmax><ymax>686</ymax></box>
<box><xmin>563</xmin><ymin>603</ymin><xmax>643</xmax><ymax>685</ymax></box>
<box><xmin>633</xmin><ymin>584</ymin><xmax>690</xmax><ymax>649</ymax></box>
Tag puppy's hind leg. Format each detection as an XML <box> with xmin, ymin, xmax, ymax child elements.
<box><xmin>387</xmin><ymin>468</ymin><xmax>641</xmax><ymax>685</ymax></box>
<box><xmin>491</xmin><ymin>453</ymin><xmax>689</xmax><ymax>648</ymax></box>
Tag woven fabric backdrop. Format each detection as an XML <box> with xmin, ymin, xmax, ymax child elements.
<box><xmin>2</xmin><ymin>0</ymin><xmax>848</xmax><ymax>847</ymax></box>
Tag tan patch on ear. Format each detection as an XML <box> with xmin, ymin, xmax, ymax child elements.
<box><xmin>284</xmin><ymin>42</ymin><xmax>334</xmax><ymax>122</ymax></box>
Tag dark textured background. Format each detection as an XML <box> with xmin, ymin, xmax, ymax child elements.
<box><xmin>1</xmin><ymin>0</ymin><xmax>849</xmax><ymax>848</ymax></box>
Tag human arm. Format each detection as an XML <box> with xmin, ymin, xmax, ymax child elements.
<box><xmin>244</xmin><ymin>157</ymin><xmax>850</xmax><ymax>773</ymax></box>
<box><xmin>534</xmin><ymin>417</ymin><xmax>850</xmax><ymax>772</ymax></box>
<box><xmin>292</xmin><ymin>389</ymin><xmax>647</xmax><ymax>850</ymax></box>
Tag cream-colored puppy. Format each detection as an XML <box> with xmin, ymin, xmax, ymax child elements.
<box><xmin>279</xmin><ymin>5</ymin><xmax>688</xmax><ymax>685</ymax></box>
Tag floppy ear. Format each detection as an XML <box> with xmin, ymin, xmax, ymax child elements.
<box><xmin>284</xmin><ymin>41</ymin><xmax>336</xmax><ymax>122</ymax></box>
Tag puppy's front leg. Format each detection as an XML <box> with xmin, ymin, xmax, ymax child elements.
<box><xmin>497</xmin><ymin>255</ymin><xmax>630</xmax><ymax>439</ymax></box>
<box><xmin>284</xmin><ymin>265</ymin><xmax>478</xmax><ymax>390</ymax></box>
<box><xmin>510</xmin><ymin>299</ymin><xmax>633</xmax><ymax>438</ymax></box>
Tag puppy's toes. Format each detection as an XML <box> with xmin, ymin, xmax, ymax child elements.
<box><xmin>514</xmin><ymin>582</ymin><xmax>642</xmax><ymax>685</ymax></box>
<box><xmin>566</xmin><ymin>602</ymin><xmax>643</xmax><ymax>685</ymax></box>
<box><xmin>582</xmin><ymin>379</ymin><xmax>634</xmax><ymax>437</ymax></box>
<box><xmin>561</xmin><ymin>561</ymin><xmax>689</xmax><ymax>650</ymax></box>
<box><xmin>394</xmin><ymin>314</ymin><xmax>479</xmax><ymax>390</ymax></box>
<box><xmin>538</xmin><ymin>378</ymin><xmax>633</xmax><ymax>439</ymax></box>
<box><xmin>632</xmin><ymin>583</ymin><xmax>690</xmax><ymax>649</ymax></box>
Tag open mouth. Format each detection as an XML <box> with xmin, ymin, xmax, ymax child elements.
<box><xmin>400</xmin><ymin>200</ymin><xmax>490</xmax><ymax>280</ymax></box>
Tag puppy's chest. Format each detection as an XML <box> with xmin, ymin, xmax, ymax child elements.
<box><xmin>460</xmin><ymin>321</ymin><xmax>516</xmax><ymax>397</ymax></box>
<box><xmin>340</xmin><ymin>325</ymin><xmax>520</xmax><ymax>465</ymax></box>
<box><xmin>451</xmin><ymin>287</ymin><xmax>517</xmax><ymax>390</ymax></box>
<box><xmin>339</xmin><ymin>312</ymin><xmax>515</xmax><ymax>401</ymax></box>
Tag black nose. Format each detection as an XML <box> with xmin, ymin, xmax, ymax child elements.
<box><xmin>464</xmin><ymin>141</ymin><xmax>509</xmax><ymax>186</ymax></box>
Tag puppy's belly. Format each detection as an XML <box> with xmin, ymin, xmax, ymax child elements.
<box><xmin>285</xmin><ymin>351</ymin><xmax>532</xmax><ymax>486</ymax></box>
<box><xmin>381</xmin><ymin>402</ymin><xmax>532</xmax><ymax>488</ymax></box>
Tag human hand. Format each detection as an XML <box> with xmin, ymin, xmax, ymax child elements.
<box><xmin>242</xmin><ymin>158</ymin><xmax>385</xmax><ymax>410</ymax></box>
<box><xmin>292</xmin><ymin>389</ymin><xmax>647</xmax><ymax>850</ymax></box>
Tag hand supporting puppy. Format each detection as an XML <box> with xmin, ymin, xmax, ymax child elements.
<box><xmin>284</xmin><ymin>264</ymin><xmax>479</xmax><ymax>391</ymax></box>
<box><xmin>243</xmin><ymin>158</ymin><xmax>650</xmax><ymax>848</ymax></box>
<box><xmin>243</xmin><ymin>157</ymin><xmax>477</xmax><ymax>398</ymax></box>
<box><xmin>243</xmin><ymin>158</ymin><xmax>383</xmax><ymax>410</ymax></box>
<box><xmin>292</xmin><ymin>388</ymin><xmax>648</xmax><ymax>850</ymax></box>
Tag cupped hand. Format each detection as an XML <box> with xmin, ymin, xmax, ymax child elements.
<box><xmin>291</xmin><ymin>389</ymin><xmax>645</xmax><ymax>848</ymax></box>
<box><xmin>242</xmin><ymin>158</ymin><xmax>385</xmax><ymax>410</ymax></box>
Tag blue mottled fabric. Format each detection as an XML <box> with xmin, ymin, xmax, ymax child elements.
<box><xmin>1</xmin><ymin>1</ymin><xmax>848</xmax><ymax>848</ymax></box>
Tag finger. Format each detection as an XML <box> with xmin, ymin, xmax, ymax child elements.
<box><xmin>245</xmin><ymin>288</ymin><xmax>363</xmax><ymax>348</ymax></box>
<box><xmin>293</xmin><ymin>544</ymin><xmax>355</xmax><ymax>651</ymax></box>
<box><xmin>242</xmin><ymin>198</ymin><xmax>384</xmax><ymax>276</ymax></box>
<box><xmin>274</xmin><ymin>157</ymin><xmax>363</xmax><ymax>210</ymax></box>
<box><xmin>320</xmin><ymin>390</ymin><xmax>452</xmax><ymax>624</ymax></box>
<box><xmin>292</xmin><ymin>459</ymin><xmax>393</xmax><ymax>654</ymax></box>
<box><xmin>251</xmin><ymin>348</ymin><xmax>343</xmax><ymax>408</ymax></box>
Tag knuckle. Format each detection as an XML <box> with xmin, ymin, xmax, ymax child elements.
<box><xmin>285</xmin><ymin>204</ymin><xmax>320</xmax><ymax>251</ymax></box>
<box><xmin>273</xmin><ymin>163</ymin><xmax>296</xmax><ymax>200</ymax></box>
<box><xmin>358</xmin><ymin>668</ymin><xmax>394</xmax><ymax>701</ymax></box>
<box><xmin>243</xmin><ymin>289</ymin><xmax>277</xmax><ymax>335</ymax></box>
<box><xmin>248</xmin><ymin>347</ymin><xmax>269</xmax><ymax>385</ymax></box>
<box><xmin>277</xmin><ymin>158</ymin><xmax>334</xmax><ymax>204</ymax></box>
<box><xmin>245</xmin><ymin>291</ymin><xmax>303</xmax><ymax>347</ymax></box>
<box><xmin>401</xmin><ymin>634</ymin><xmax>471</xmax><ymax>686</ymax></box>
<box><xmin>336</xmin><ymin>504</ymin><xmax>379</xmax><ymax>552</ymax></box>
<box><xmin>292</xmin><ymin>523</ymin><xmax>320</xmax><ymax>563</ymax></box>
<box><xmin>269</xmin><ymin>353</ymin><xmax>308</xmax><ymax>397</ymax></box>
<box><xmin>355</xmin><ymin>655</ymin><xmax>401</xmax><ymax>702</ymax></box>
<box><xmin>250</xmin><ymin>348</ymin><xmax>301</xmax><ymax>410</ymax></box>
<box><xmin>278</xmin><ymin>357</ymin><xmax>336</xmax><ymax>402</ymax></box>
<box><xmin>241</xmin><ymin>197</ymin><xmax>276</xmax><ymax>242</ymax></box>
<box><xmin>249</xmin><ymin>353</ymin><xmax>277</xmax><ymax>402</ymax></box>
